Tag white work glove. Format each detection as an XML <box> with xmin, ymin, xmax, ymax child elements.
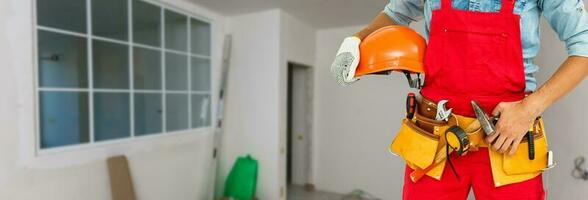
<box><xmin>331</xmin><ymin>36</ymin><xmax>361</xmax><ymax>86</ymax></box>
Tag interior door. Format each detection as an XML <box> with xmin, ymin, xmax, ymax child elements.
<box><xmin>287</xmin><ymin>63</ymin><xmax>311</xmax><ymax>186</ymax></box>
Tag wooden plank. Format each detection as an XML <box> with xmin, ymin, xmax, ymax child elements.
<box><xmin>107</xmin><ymin>155</ymin><xmax>137</xmax><ymax>200</ymax></box>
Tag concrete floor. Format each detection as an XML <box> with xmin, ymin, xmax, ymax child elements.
<box><xmin>287</xmin><ymin>185</ymin><xmax>344</xmax><ymax>200</ymax></box>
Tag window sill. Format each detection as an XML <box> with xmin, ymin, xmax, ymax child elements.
<box><xmin>23</xmin><ymin>127</ymin><xmax>214</xmax><ymax>169</ymax></box>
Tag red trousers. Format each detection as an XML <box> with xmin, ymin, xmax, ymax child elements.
<box><xmin>402</xmin><ymin>148</ymin><xmax>545</xmax><ymax>200</ymax></box>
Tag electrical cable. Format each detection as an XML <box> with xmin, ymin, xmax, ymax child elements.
<box><xmin>572</xmin><ymin>156</ymin><xmax>588</xmax><ymax>180</ymax></box>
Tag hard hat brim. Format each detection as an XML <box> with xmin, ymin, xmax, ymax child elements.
<box><xmin>355</xmin><ymin>58</ymin><xmax>425</xmax><ymax>78</ymax></box>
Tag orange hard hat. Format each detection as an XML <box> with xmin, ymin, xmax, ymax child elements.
<box><xmin>355</xmin><ymin>26</ymin><xmax>426</xmax><ymax>78</ymax></box>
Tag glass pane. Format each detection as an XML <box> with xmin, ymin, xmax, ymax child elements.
<box><xmin>191</xmin><ymin>57</ymin><xmax>210</xmax><ymax>91</ymax></box>
<box><xmin>40</xmin><ymin>91</ymin><xmax>89</xmax><ymax>149</ymax></box>
<box><xmin>191</xmin><ymin>94</ymin><xmax>211</xmax><ymax>128</ymax></box>
<box><xmin>94</xmin><ymin>92</ymin><xmax>130</xmax><ymax>141</ymax></box>
<box><xmin>133</xmin><ymin>0</ymin><xmax>161</xmax><ymax>47</ymax></box>
<box><xmin>37</xmin><ymin>0</ymin><xmax>86</xmax><ymax>33</ymax></box>
<box><xmin>133</xmin><ymin>47</ymin><xmax>161</xmax><ymax>90</ymax></box>
<box><xmin>165</xmin><ymin>10</ymin><xmax>187</xmax><ymax>51</ymax></box>
<box><xmin>190</xmin><ymin>19</ymin><xmax>210</xmax><ymax>56</ymax></box>
<box><xmin>38</xmin><ymin>30</ymin><xmax>88</xmax><ymax>88</ymax></box>
<box><xmin>166</xmin><ymin>52</ymin><xmax>188</xmax><ymax>90</ymax></box>
<box><xmin>134</xmin><ymin>93</ymin><xmax>162</xmax><ymax>136</ymax></box>
<box><xmin>92</xmin><ymin>0</ymin><xmax>128</xmax><ymax>40</ymax></box>
<box><xmin>93</xmin><ymin>40</ymin><xmax>129</xmax><ymax>89</ymax></box>
<box><xmin>166</xmin><ymin>94</ymin><xmax>188</xmax><ymax>131</ymax></box>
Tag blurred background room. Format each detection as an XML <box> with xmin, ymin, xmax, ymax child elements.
<box><xmin>0</xmin><ymin>0</ymin><xmax>587</xmax><ymax>199</ymax></box>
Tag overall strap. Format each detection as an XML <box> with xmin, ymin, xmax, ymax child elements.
<box><xmin>440</xmin><ymin>0</ymin><xmax>453</xmax><ymax>11</ymax></box>
<box><xmin>440</xmin><ymin>0</ymin><xmax>516</xmax><ymax>14</ymax></box>
<box><xmin>500</xmin><ymin>0</ymin><xmax>516</xmax><ymax>14</ymax></box>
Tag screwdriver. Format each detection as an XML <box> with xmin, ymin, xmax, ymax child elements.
<box><xmin>527</xmin><ymin>121</ymin><xmax>536</xmax><ymax>160</ymax></box>
<box><xmin>527</xmin><ymin>132</ymin><xmax>535</xmax><ymax>160</ymax></box>
<box><xmin>406</xmin><ymin>93</ymin><xmax>416</xmax><ymax>120</ymax></box>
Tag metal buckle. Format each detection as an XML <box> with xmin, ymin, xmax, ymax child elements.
<box><xmin>403</xmin><ymin>71</ymin><xmax>422</xmax><ymax>89</ymax></box>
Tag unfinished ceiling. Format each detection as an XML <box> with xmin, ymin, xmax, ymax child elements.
<box><xmin>189</xmin><ymin>0</ymin><xmax>388</xmax><ymax>28</ymax></box>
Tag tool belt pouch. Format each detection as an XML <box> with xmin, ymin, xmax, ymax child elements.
<box><xmin>390</xmin><ymin>118</ymin><xmax>440</xmax><ymax>169</ymax></box>
<box><xmin>502</xmin><ymin>119</ymin><xmax>549</xmax><ymax>175</ymax></box>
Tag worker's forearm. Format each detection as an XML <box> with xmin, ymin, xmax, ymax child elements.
<box><xmin>354</xmin><ymin>12</ymin><xmax>397</xmax><ymax>40</ymax></box>
<box><xmin>523</xmin><ymin>56</ymin><xmax>588</xmax><ymax>116</ymax></box>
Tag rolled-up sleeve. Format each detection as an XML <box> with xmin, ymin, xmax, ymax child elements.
<box><xmin>541</xmin><ymin>0</ymin><xmax>588</xmax><ymax>57</ymax></box>
<box><xmin>383</xmin><ymin>0</ymin><xmax>425</xmax><ymax>26</ymax></box>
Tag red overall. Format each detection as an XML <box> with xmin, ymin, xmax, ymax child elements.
<box><xmin>406</xmin><ymin>0</ymin><xmax>545</xmax><ymax>199</ymax></box>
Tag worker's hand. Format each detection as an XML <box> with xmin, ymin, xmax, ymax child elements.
<box><xmin>331</xmin><ymin>36</ymin><xmax>361</xmax><ymax>86</ymax></box>
<box><xmin>486</xmin><ymin>100</ymin><xmax>539</xmax><ymax>156</ymax></box>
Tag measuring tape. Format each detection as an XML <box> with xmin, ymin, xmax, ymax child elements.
<box><xmin>444</xmin><ymin>125</ymin><xmax>470</xmax><ymax>179</ymax></box>
<box><xmin>445</xmin><ymin>126</ymin><xmax>470</xmax><ymax>156</ymax></box>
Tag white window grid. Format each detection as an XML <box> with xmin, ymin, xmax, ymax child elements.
<box><xmin>34</xmin><ymin>0</ymin><xmax>213</xmax><ymax>153</ymax></box>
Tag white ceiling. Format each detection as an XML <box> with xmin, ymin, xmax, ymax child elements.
<box><xmin>189</xmin><ymin>0</ymin><xmax>389</xmax><ymax>28</ymax></box>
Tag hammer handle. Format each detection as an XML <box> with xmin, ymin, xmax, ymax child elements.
<box><xmin>411</xmin><ymin>149</ymin><xmax>452</xmax><ymax>182</ymax></box>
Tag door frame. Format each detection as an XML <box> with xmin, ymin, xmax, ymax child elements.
<box><xmin>286</xmin><ymin>61</ymin><xmax>314</xmax><ymax>188</ymax></box>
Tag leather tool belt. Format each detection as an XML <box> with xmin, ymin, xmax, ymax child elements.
<box><xmin>389</xmin><ymin>96</ymin><xmax>550</xmax><ymax>187</ymax></box>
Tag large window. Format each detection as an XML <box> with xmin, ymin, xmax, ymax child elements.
<box><xmin>36</xmin><ymin>0</ymin><xmax>212</xmax><ymax>150</ymax></box>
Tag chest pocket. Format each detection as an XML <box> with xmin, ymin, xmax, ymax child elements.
<box><xmin>428</xmin><ymin>0</ymin><xmax>527</xmax><ymax>14</ymax></box>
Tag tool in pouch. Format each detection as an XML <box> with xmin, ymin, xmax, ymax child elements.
<box><xmin>444</xmin><ymin>125</ymin><xmax>469</xmax><ymax>179</ymax></box>
<box><xmin>418</xmin><ymin>98</ymin><xmax>470</xmax><ymax>179</ymax></box>
<box><xmin>472</xmin><ymin>101</ymin><xmax>536</xmax><ymax>160</ymax></box>
<box><xmin>471</xmin><ymin>102</ymin><xmax>556</xmax><ymax>184</ymax></box>
<box><xmin>393</xmin><ymin>97</ymin><xmax>555</xmax><ymax>186</ymax></box>
<box><xmin>436</xmin><ymin>100</ymin><xmax>468</xmax><ymax>178</ymax></box>
<box><xmin>472</xmin><ymin>100</ymin><xmax>557</xmax><ymax>172</ymax></box>
<box><xmin>471</xmin><ymin>101</ymin><xmax>498</xmax><ymax>137</ymax></box>
<box><xmin>433</xmin><ymin>101</ymin><xmax>490</xmax><ymax>179</ymax></box>
<box><xmin>435</xmin><ymin>100</ymin><xmax>452</xmax><ymax>121</ymax></box>
<box><xmin>527</xmin><ymin>130</ymin><xmax>535</xmax><ymax>160</ymax></box>
<box><xmin>410</xmin><ymin>120</ymin><xmax>481</xmax><ymax>182</ymax></box>
<box><xmin>406</xmin><ymin>93</ymin><xmax>417</xmax><ymax>120</ymax></box>
<box><xmin>435</xmin><ymin>100</ymin><xmax>468</xmax><ymax>178</ymax></box>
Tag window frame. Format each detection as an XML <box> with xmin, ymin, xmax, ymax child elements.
<box><xmin>33</xmin><ymin>0</ymin><xmax>214</xmax><ymax>155</ymax></box>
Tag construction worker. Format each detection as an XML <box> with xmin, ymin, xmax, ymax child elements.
<box><xmin>331</xmin><ymin>0</ymin><xmax>588</xmax><ymax>199</ymax></box>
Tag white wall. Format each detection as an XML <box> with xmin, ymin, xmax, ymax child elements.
<box><xmin>280</xmin><ymin>11</ymin><xmax>317</xmax><ymax>187</ymax></box>
<box><xmin>313</xmin><ymin>20</ymin><xmax>427</xmax><ymax>199</ymax></box>
<box><xmin>0</xmin><ymin>0</ymin><xmax>225</xmax><ymax>199</ymax></box>
<box><xmin>218</xmin><ymin>9</ymin><xmax>317</xmax><ymax>199</ymax></box>
<box><xmin>314</xmin><ymin>25</ymin><xmax>408</xmax><ymax>199</ymax></box>
<box><xmin>219</xmin><ymin>9</ymin><xmax>283</xmax><ymax>200</ymax></box>
<box><xmin>534</xmin><ymin>19</ymin><xmax>588</xmax><ymax>200</ymax></box>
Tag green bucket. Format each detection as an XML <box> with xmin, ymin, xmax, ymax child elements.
<box><xmin>224</xmin><ymin>155</ymin><xmax>258</xmax><ymax>200</ymax></box>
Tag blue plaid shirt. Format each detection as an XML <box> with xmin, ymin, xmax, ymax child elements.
<box><xmin>384</xmin><ymin>0</ymin><xmax>588</xmax><ymax>91</ymax></box>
